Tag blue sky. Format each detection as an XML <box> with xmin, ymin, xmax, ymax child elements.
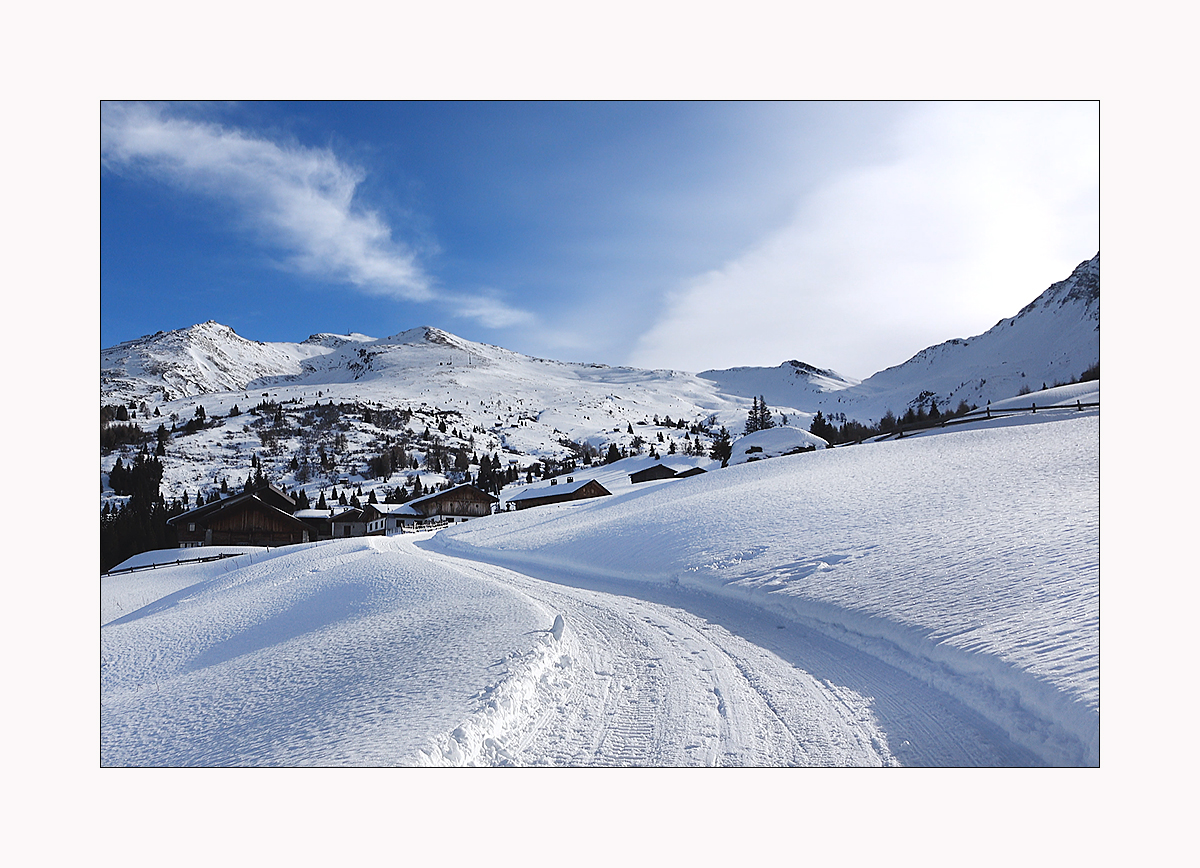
<box><xmin>101</xmin><ymin>101</ymin><xmax>1098</xmax><ymax>379</ymax></box>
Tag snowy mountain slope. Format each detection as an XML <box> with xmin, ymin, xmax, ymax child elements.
<box><xmin>100</xmin><ymin>320</ymin><xmax>374</xmax><ymax>404</ymax></box>
<box><xmin>701</xmin><ymin>253</ymin><xmax>1100</xmax><ymax>425</ymax></box>
<box><xmin>697</xmin><ymin>360</ymin><xmax>859</xmax><ymax>413</ymax></box>
<box><xmin>102</xmin><ymin>408</ymin><xmax>1097</xmax><ymax>767</ymax></box>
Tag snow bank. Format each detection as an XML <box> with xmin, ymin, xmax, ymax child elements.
<box><xmin>101</xmin><ymin>537</ymin><xmax>554</xmax><ymax>766</ymax></box>
<box><xmin>428</xmin><ymin>413</ymin><xmax>1100</xmax><ymax>766</ymax></box>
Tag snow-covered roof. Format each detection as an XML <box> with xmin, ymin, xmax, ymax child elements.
<box><xmin>365</xmin><ymin>502</ymin><xmax>421</xmax><ymax>516</ymax></box>
<box><xmin>407</xmin><ymin>483</ymin><xmax>498</xmax><ymax>507</ymax></box>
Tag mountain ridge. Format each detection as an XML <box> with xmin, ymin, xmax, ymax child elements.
<box><xmin>101</xmin><ymin>254</ymin><xmax>1099</xmax><ymax>503</ymax></box>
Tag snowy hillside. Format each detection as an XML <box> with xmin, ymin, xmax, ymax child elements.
<box><xmin>102</xmin><ymin>405</ymin><xmax>1098</xmax><ymax>767</ymax></box>
<box><xmin>701</xmin><ymin>253</ymin><xmax>1100</xmax><ymax>426</ymax></box>
<box><xmin>101</xmin><ymin>325</ymin><xmax>758</xmax><ymax>509</ymax></box>
<box><xmin>100</xmin><ymin>255</ymin><xmax>1099</xmax><ymax>508</ymax></box>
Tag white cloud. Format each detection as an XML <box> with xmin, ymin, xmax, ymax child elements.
<box><xmin>101</xmin><ymin>104</ymin><xmax>439</xmax><ymax>306</ymax></box>
<box><xmin>627</xmin><ymin>102</ymin><xmax>1099</xmax><ymax>378</ymax></box>
<box><xmin>447</xmin><ymin>290</ymin><xmax>537</xmax><ymax>329</ymax></box>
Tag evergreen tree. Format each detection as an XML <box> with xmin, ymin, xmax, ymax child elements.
<box><xmin>605</xmin><ymin>443</ymin><xmax>621</xmax><ymax>465</ymax></box>
<box><xmin>809</xmin><ymin>410</ymin><xmax>837</xmax><ymax>443</ymax></box>
<box><xmin>710</xmin><ymin>427</ymin><xmax>732</xmax><ymax>467</ymax></box>
<box><xmin>758</xmin><ymin>396</ymin><xmax>774</xmax><ymax>430</ymax></box>
<box><xmin>744</xmin><ymin>396</ymin><xmax>774</xmax><ymax>434</ymax></box>
<box><xmin>99</xmin><ymin>451</ymin><xmax>170</xmax><ymax>572</ymax></box>
<box><xmin>316</xmin><ymin>491</ymin><xmax>328</xmax><ymax>510</ymax></box>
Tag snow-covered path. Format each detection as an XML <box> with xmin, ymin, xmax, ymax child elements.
<box><xmin>410</xmin><ymin>548</ymin><xmax>1041</xmax><ymax>767</ymax></box>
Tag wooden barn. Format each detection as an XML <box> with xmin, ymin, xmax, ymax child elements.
<box><xmin>508</xmin><ymin>478</ymin><xmax>612</xmax><ymax>511</ymax></box>
<box><xmin>629</xmin><ymin>463</ymin><xmax>679</xmax><ymax>484</ymax></box>
<box><xmin>167</xmin><ymin>485</ymin><xmax>310</xmax><ymax>547</ymax></box>
<box><xmin>629</xmin><ymin>464</ymin><xmax>708</xmax><ymax>484</ymax></box>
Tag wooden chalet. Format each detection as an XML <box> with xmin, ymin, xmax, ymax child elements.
<box><xmin>363</xmin><ymin>484</ymin><xmax>498</xmax><ymax>535</ymax></box>
<box><xmin>409</xmin><ymin>484</ymin><xmax>498</xmax><ymax>522</ymax></box>
<box><xmin>167</xmin><ymin>485</ymin><xmax>311</xmax><ymax>547</ymax></box>
<box><xmin>508</xmin><ymin>477</ymin><xmax>612</xmax><ymax>511</ymax></box>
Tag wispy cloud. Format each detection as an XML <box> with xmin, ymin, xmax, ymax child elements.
<box><xmin>102</xmin><ymin>103</ymin><xmax>434</xmax><ymax>304</ymax></box>
<box><xmin>447</xmin><ymin>289</ymin><xmax>537</xmax><ymax>329</ymax></box>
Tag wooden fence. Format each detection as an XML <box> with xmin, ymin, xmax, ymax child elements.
<box><xmin>102</xmin><ymin>551</ymin><xmax>248</xmax><ymax>577</ymax></box>
<box><xmin>837</xmin><ymin>399</ymin><xmax>1100</xmax><ymax>445</ymax></box>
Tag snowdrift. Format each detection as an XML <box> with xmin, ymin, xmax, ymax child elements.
<box><xmin>101</xmin><ymin>537</ymin><xmax>555</xmax><ymax>766</ymax></box>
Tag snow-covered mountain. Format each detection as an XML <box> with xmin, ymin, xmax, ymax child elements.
<box><xmin>100</xmin><ymin>254</ymin><xmax>1099</xmax><ymax>505</ymax></box>
<box><xmin>101</xmin><ymin>325</ymin><xmax>762</xmax><ymax>507</ymax></box>
<box><xmin>697</xmin><ymin>360</ymin><xmax>859</xmax><ymax>414</ymax></box>
<box><xmin>701</xmin><ymin>253</ymin><xmax>1100</xmax><ymax>425</ymax></box>
<box><xmin>100</xmin><ymin>320</ymin><xmax>375</xmax><ymax>404</ymax></box>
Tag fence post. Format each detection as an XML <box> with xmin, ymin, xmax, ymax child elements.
<box><xmin>1032</xmin><ymin>403</ymin><xmax>1036</xmax><ymax>413</ymax></box>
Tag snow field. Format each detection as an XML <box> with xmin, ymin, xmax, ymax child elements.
<box><xmin>430</xmin><ymin>411</ymin><xmax>1100</xmax><ymax>765</ymax></box>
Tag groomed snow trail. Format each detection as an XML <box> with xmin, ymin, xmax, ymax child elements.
<box><xmin>408</xmin><ymin>544</ymin><xmax>1041</xmax><ymax>767</ymax></box>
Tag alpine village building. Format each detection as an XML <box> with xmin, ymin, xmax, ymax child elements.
<box><xmin>507</xmin><ymin>477</ymin><xmax>612</xmax><ymax>510</ymax></box>
<box><xmin>167</xmin><ymin>483</ymin><xmax>498</xmax><ymax>547</ymax></box>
